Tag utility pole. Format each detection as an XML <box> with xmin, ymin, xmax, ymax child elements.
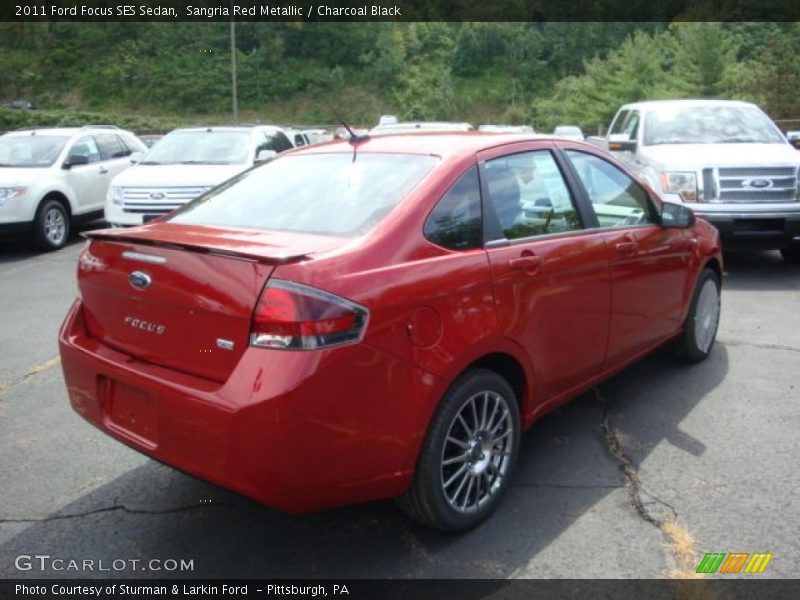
<box><xmin>230</xmin><ymin>19</ymin><xmax>238</xmax><ymax>124</ymax></box>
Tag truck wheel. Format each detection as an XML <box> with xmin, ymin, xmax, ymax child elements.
<box><xmin>780</xmin><ymin>243</ymin><xmax>800</xmax><ymax>265</ymax></box>
<box><xmin>34</xmin><ymin>199</ymin><xmax>70</xmax><ymax>251</ymax></box>
<box><xmin>397</xmin><ymin>368</ymin><xmax>520</xmax><ymax>532</ymax></box>
<box><xmin>673</xmin><ymin>269</ymin><xmax>721</xmax><ymax>362</ymax></box>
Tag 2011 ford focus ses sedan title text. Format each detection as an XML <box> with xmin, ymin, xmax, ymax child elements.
<box><xmin>59</xmin><ymin>133</ymin><xmax>722</xmax><ymax>531</ymax></box>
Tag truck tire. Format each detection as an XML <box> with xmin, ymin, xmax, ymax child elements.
<box><xmin>780</xmin><ymin>243</ymin><xmax>800</xmax><ymax>265</ymax></box>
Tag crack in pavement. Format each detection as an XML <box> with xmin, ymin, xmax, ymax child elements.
<box><xmin>596</xmin><ymin>387</ymin><xmax>677</xmax><ymax>527</ymax></box>
<box><xmin>511</xmin><ymin>483</ymin><xmax>625</xmax><ymax>490</ymax></box>
<box><xmin>718</xmin><ymin>338</ymin><xmax>800</xmax><ymax>353</ymax></box>
<box><xmin>595</xmin><ymin>387</ymin><xmax>707</xmax><ymax>582</ymax></box>
<box><xmin>0</xmin><ymin>356</ymin><xmax>61</xmax><ymax>396</ymax></box>
<box><xmin>0</xmin><ymin>502</ymin><xmax>237</xmax><ymax>524</ymax></box>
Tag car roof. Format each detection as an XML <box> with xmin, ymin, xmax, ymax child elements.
<box><xmin>170</xmin><ymin>125</ymin><xmax>285</xmax><ymax>134</ymax></box>
<box><xmin>371</xmin><ymin>122</ymin><xmax>473</xmax><ymax>134</ymax></box>
<box><xmin>292</xmin><ymin>132</ymin><xmax>567</xmax><ymax>159</ymax></box>
<box><xmin>621</xmin><ymin>99</ymin><xmax>758</xmax><ymax>111</ymax></box>
<box><xmin>4</xmin><ymin>127</ymin><xmax>135</xmax><ymax>137</ymax></box>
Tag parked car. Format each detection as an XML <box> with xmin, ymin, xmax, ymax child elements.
<box><xmin>370</xmin><ymin>122</ymin><xmax>473</xmax><ymax>135</ymax></box>
<box><xmin>479</xmin><ymin>125</ymin><xmax>535</xmax><ymax>134</ymax></box>
<box><xmin>302</xmin><ymin>128</ymin><xmax>333</xmax><ymax>145</ymax></box>
<box><xmin>587</xmin><ymin>100</ymin><xmax>800</xmax><ymax>263</ymax></box>
<box><xmin>60</xmin><ymin>133</ymin><xmax>722</xmax><ymax>531</ymax></box>
<box><xmin>334</xmin><ymin>126</ymin><xmax>369</xmax><ymax>140</ymax></box>
<box><xmin>138</xmin><ymin>134</ymin><xmax>163</xmax><ymax>148</ymax></box>
<box><xmin>2</xmin><ymin>99</ymin><xmax>36</xmax><ymax>110</ymax></box>
<box><xmin>0</xmin><ymin>125</ymin><xmax>145</xmax><ymax>250</ymax></box>
<box><xmin>553</xmin><ymin>125</ymin><xmax>584</xmax><ymax>141</ymax></box>
<box><xmin>104</xmin><ymin>125</ymin><xmax>294</xmax><ymax>227</ymax></box>
<box><xmin>284</xmin><ymin>128</ymin><xmax>311</xmax><ymax>147</ymax></box>
<box><xmin>787</xmin><ymin>131</ymin><xmax>800</xmax><ymax>150</ymax></box>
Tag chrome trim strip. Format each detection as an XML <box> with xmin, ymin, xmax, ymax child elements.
<box><xmin>122</xmin><ymin>251</ymin><xmax>167</xmax><ymax>264</ymax></box>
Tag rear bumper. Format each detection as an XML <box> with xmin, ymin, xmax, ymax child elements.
<box><xmin>58</xmin><ymin>300</ymin><xmax>442</xmax><ymax>513</ymax></box>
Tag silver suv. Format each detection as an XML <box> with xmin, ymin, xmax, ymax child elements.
<box><xmin>0</xmin><ymin>125</ymin><xmax>145</xmax><ymax>250</ymax></box>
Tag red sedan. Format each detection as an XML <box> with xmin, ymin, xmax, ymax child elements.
<box><xmin>59</xmin><ymin>133</ymin><xmax>722</xmax><ymax>531</ymax></box>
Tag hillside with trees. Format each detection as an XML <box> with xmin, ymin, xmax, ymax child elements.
<box><xmin>0</xmin><ymin>22</ymin><xmax>798</xmax><ymax>132</ymax></box>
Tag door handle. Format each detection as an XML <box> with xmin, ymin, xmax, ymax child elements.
<box><xmin>98</xmin><ymin>166</ymin><xmax>108</xmax><ymax>174</ymax></box>
<box><xmin>508</xmin><ymin>254</ymin><xmax>542</xmax><ymax>272</ymax></box>
<box><xmin>615</xmin><ymin>237</ymin><xmax>638</xmax><ymax>256</ymax></box>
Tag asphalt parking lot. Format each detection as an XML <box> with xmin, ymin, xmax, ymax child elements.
<box><xmin>1</xmin><ymin>229</ymin><xmax>798</xmax><ymax>579</ymax></box>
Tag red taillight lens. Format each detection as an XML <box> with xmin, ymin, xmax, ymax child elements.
<box><xmin>250</xmin><ymin>279</ymin><xmax>368</xmax><ymax>350</ymax></box>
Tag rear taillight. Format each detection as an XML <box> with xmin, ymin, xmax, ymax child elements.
<box><xmin>250</xmin><ymin>279</ymin><xmax>368</xmax><ymax>350</ymax></box>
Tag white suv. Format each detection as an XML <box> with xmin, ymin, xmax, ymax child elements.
<box><xmin>104</xmin><ymin>125</ymin><xmax>294</xmax><ymax>227</ymax></box>
<box><xmin>0</xmin><ymin>126</ymin><xmax>146</xmax><ymax>250</ymax></box>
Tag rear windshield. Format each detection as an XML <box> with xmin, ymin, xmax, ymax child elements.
<box><xmin>168</xmin><ymin>153</ymin><xmax>439</xmax><ymax>237</ymax></box>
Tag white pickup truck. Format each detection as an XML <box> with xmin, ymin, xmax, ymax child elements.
<box><xmin>588</xmin><ymin>100</ymin><xmax>800</xmax><ymax>263</ymax></box>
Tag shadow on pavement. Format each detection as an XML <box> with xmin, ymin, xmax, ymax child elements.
<box><xmin>0</xmin><ymin>220</ymin><xmax>106</xmax><ymax>265</ymax></box>
<box><xmin>722</xmin><ymin>249</ymin><xmax>800</xmax><ymax>291</ymax></box>
<box><xmin>2</xmin><ymin>345</ymin><xmax>728</xmax><ymax>578</ymax></box>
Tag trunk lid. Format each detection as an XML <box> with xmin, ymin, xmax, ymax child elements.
<box><xmin>78</xmin><ymin>224</ymin><xmax>347</xmax><ymax>382</ymax></box>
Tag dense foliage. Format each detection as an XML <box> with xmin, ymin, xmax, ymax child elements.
<box><xmin>0</xmin><ymin>22</ymin><xmax>798</xmax><ymax>133</ymax></box>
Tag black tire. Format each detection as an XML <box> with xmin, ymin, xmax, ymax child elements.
<box><xmin>397</xmin><ymin>368</ymin><xmax>521</xmax><ymax>532</ymax></box>
<box><xmin>780</xmin><ymin>243</ymin><xmax>800</xmax><ymax>265</ymax></box>
<box><xmin>673</xmin><ymin>268</ymin><xmax>721</xmax><ymax>362</ymax></box>
<box><xmin>33</xmin><ymin>199</ymin><xmax>70</xmax><ymax>251</ymax></box>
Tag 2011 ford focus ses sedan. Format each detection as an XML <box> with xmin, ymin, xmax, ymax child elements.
<box><xmin>59</xmin><ymin>133</ymin><xmax>722</xmax><ymax>531</ymax></box>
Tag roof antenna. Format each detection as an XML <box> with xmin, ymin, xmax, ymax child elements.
<box><xmin>322</xmin><ymin>97</ymin><xmax>370</xmax><ymax>145</ymax></box>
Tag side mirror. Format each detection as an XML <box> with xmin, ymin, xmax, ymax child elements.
<box><xmin>660</xmin><ymin>201</ymin><xmax>695</xmax><ymax>229</ymax></box>
<box><xmin>130</xmin><ymin>151</ymin><xmax>143</xmax><ymax>164</ymax></box>
<box><xmin>63</xmin><ymin>154</ymin><xmax>90</xmax><ymax>169</ymax></box>
<box><xmin>608</xmin><ymin>133</ymin><xmax>637</xmax><ymax>152</ymax></box>
<box><xmin>255</xmin><ymin>149</ymin><xmax>277</xmax><ymax>163</ymax></box>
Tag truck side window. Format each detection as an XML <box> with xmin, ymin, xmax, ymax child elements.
<box><xmin>624</xmin><ymin>111</ymin><xmax>641</xmax><ymax>139</ymax></box>
<box><xmin>609</xmin><ymin>110</ymin><xmax>630</xmax><ymax>135</ymax></box>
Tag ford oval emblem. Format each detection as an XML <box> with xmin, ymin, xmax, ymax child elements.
<box><xmin>743</xmin><ymin>178</ymin><xmax>772</xmax><ymax>189</ymax></box>
<box><xmin>129</xmin><ymin>271</ymin><xmax>151</xmax><ymax>290</ymax></box>
<box><xmin>149</xmin><ymin>191</ymin><xmax>166</xmax><ymax>200</ymax></box>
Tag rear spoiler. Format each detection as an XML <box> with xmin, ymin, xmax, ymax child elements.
<box><xmin>82</xmin><ymin>230</ymin><xmax>311</xmax><ymax>265</ymax></box>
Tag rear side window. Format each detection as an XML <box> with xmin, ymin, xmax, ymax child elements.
<box><xmin>169</xmin><ymin>153</ymin><xmax>439</xmax><ymax>237</ymax></box>
<box><xmin>424</xmin><ymin>167</ymin><xmax>482</xmax><ymax>250</ymax></box>
<box><xmin>95</xmin><ymin>134</ymin><xmax>129</xmax><ymax>160</ymax></box>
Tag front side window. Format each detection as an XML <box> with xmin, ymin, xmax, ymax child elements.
<box><xmin>424</xmin><ymin>167</ymin><xmax>482</xmax><ymax>250</ymax></box>
<box><xmin>0</xmin><ymin>135</ymin><xmax>69</xmax><ymax>168</ymax></box>
<box><xmin>169</xmin><ymin>153</ymin><xmax>439</xmax><ymax>237</ymax></box>
<box><xmin>565</xmin><ymin>150</ymin><xmax>655</xmax><ymax>228</ymax></box>
<box><xmin>485</xmin><ymin>150</ymin><xmax>582</xmax><ymax>240</ymax></box>
<box><xmin>609</xmin><ymin>110</ymin><xmax>631</xmax><ymax>135</ymax></box>
<box><xmin>68</xmin><ymin>136</ymin><xmax>101</xmax><ymax>164</ymax></box>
